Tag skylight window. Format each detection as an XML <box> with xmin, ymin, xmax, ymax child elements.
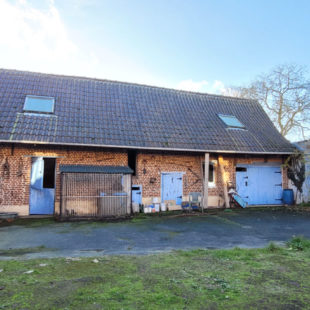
<box><xmin>218</xmin><ymin>114</ymin><xmax>245</xmax><ymax>128</ymax></box>
<box><xmin>24</xmin><ymin>95</ymin><xmax>55</xmax><ymax>113</ymax></box>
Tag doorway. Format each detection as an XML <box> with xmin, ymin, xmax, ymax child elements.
<box><xmin>161</xmin><ymin>172</ymin><xmax>183</xmax><ymax>205</ymax></box>
<box><xmin>29</xmin><ymin>157</ymin><xmax>56</xmax><ymax>215</ymax></box>
<box><xmin>236</xmin><ymin>165</ymin><xmax>283</xmax><ymax>205</ymax></box>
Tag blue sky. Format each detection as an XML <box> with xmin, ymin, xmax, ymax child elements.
<box><xmin>0</xmin><ymin>0</ymin><xmax>309</xmax><ymax>94</ymax></box>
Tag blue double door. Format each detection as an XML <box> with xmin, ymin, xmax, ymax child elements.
<box><xmin>29</xmin><ymin>157</ymin><xmax>55</xmax><ymax>215</ymax></box>
<box><xmin>161</xmin><ymin>172</ymin><xmax>183</xmax><ymax>205</ymax></box>
<box><xmin>236</xmin><ymin>165</ymin><xmax>283</xmax><ymax>205</ymax></box>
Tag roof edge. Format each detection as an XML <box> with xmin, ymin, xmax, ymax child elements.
<box><xmin>59</xmin><ymin>164</ymin><xmax>133</xmax><ymax>174</ymax></box>
<box><xmin>0</xmin><ymin>139</ymin><xmax>295</xmax><ymax>155</ymax></box>
<box><xmin>0</xmin><ymin>68</ymin><xmax>257</xmax><ymax>103</ymax></box>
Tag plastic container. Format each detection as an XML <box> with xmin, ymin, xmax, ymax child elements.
<box><xmin>132</xmin><ymin>203</ymin><xmax>139</xmax><ymax>213</ymax></box>
<box><xmin>153</xmin><ymin>197</ymin><xmax>160</xmax><ymax>203</ymax></box>
<box><xmin>160</xmin><ymin>203</ymin><xmax>167</xmax><ymax>212</ymax></box>
<box><xmin>282</xmin><ymin>189</ymin><xmax>294</xmax><ymax>205</ymax></box>
<box><xmin>154</xmin><ymin>203</ymin><xmax>160</xmax><ymax>212</ymax></box>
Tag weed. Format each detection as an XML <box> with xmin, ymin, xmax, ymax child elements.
<box><xmin>265</xmin><ymin>242</ymin><xmax>281</xmax><ymax>252</ymax></box>
<box><xmin>287</xmin><ymin>236</ymin><xmax>310</xmax><ymax>251</ymax></box>
<box><xmin>0</xmin><ymin>246</ymin><xmax>53</xmax><ymax>257</ymax></box>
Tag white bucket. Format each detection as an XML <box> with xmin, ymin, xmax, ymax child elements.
<box><xmin>160</xmin><ymin>203</ymin><xmax>167</xmax><ymax>212</ymax></box>
<box><xmin>154</xmin><ymin>203</ymin><xmax>160</xmax><ymax>212</ymax></box>
<box><xmin>153</xmin><ymin>197</ymin><xmax>160</xmax><ymax>203</ymax></box>
<box><xmin>132</xmin><ymin>203</ymin><xmax>139</xmax><ymax>213</ymax></box>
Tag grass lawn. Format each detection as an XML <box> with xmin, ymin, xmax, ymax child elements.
<box><xmin>0</xmin><ymin>238</ymin><xmax>310</xmax><ymax>309</ymax></box>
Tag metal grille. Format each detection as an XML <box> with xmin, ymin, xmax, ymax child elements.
<box><xmin>60</xmin><ymin>173</ymin><xmax>131</xmax><ymax>218</ymax></box>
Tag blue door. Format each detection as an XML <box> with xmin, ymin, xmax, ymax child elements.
<box><xmin>132</xmin><ymin>185</ymin><xmax>142</xmax><ymax>205</ymax></box>
<box><xmin>236</xmin><ymin>166</ymin><xmax>283</xmax><ymax>205</ymax></box>
<box><xmin>29</xmin><ymin>157</ymin><xmax>55</xmax><ymax>215</ymax></box>
<box><xmin>161</xmin><ymin>173</ymin><xmax>183</xmax><ymax>205</ymax></box>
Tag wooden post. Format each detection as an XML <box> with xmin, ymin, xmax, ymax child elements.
<box><xmin>203</xmin><ymin>153</ymin><xmax>209</xmax><ymax>211</ymax></box>
<box><xmin>218</xmin><ymin>155</ymin><xmax>230</xmax><ymax>208</ymax></box>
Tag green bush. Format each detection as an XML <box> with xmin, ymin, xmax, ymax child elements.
<box><xmin>287</xmin><ymin>236</ymin><xmax>310</xmax><ymax>251</ymax></box>
<box><xmin>266</xmin><ymin>242</ymin><xmax>280</xmax><ymax>252</ymax></box>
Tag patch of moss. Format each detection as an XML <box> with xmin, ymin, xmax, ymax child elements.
<box><xmin>0</xmin><ymin>246</ymin><xmax>53</xmax><ymax>257</ymax></box>
<box><xmin>0</xmin><ymin>218</ymin><xmax>55</xmax><ymax>228</ymax></box>
<box><xmin>212</xmin><ymin>215</ymin><xmax>243</xmax><ymax>227</ymax></box>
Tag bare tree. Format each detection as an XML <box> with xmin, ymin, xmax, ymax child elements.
<box><xmin>226</xmin><ymin>64</ymin><xmax>310</xmax><ymax>139</ymax></box>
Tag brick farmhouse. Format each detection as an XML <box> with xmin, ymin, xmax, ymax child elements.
<box><xmin>0</xmin><ymin>69</ymin><xmax>295</xmax><ymax>217</ymax></box>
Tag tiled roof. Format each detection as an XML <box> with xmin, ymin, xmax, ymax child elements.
<box><xmin>60</xmin><ymin>165</ymin><xmax>133</xmax><ymax>174</ymax></box>
<box><xmin>0</xmin><ymin>69</ymin><xmax>294</xmax><ymax>154</ymax></box>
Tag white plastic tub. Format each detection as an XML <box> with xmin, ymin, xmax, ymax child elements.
<box><xmin>132</xmin><ymin>203</ymin><xmax>139</xmax><ymax>213</ymax></box>
<box><xmin>154</xmin><ymin>203</ymin><xmax>160</xmax><ymax>212</ymax></box>
<box><xmin>160</xmin><ymin>203</ymin><xmax>167</xmax><ymax>212</ymax></box>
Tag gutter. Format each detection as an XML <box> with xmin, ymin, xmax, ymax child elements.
<box><xmin>292</xmin><ymin>143</ymin><xmax>304</xmax><ymax>152</ymax></box>
<box><xmin>0</xmin><ymin>139</ymin><xmax>295</xmax><ymax>155</ymax></box>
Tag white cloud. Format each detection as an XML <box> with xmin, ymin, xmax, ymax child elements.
<box><xmin>177</xmin><ymin>79</ymin><xmax>227</xmax><ymax>94</ymax></box>
<box><xmin>0</xmin><ymin>1</ymin><xmax>229</xmax><ymax>94</ymax></box>
<box><xmin>177</xmin><ymin>79</ymin><xmax>209</xmax><ymax>92</ymax></box>
<box><xmin>0</xmin><ymin>0</ymin><xmax>77</xmax><ymax>67</ymax></box>
<box><xmin>212</xmin><ymin>80</ymin><xmax>226</xmax><ymax>94</ymax></box>
<box><xmin>0</xmin><ymin>0</ymin><xmax>162</xmax><ymax>85</ymax></box>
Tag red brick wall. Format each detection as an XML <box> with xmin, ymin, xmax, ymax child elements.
<box><xmin>0</xmin><ymin>143</ymin><xmax>289</xmax><ymax>214</ymax></box>
<box><xmin>132</xmin><ymin>152</ymin><xmax>204</xmax><ymax>197</ymax></box>
<box><xmin>0</xmin><ymin>144</ymin><xmax>127</xmax><ymax>214</ymax></box>
<box><xmin>132</xmin><ymin>152</ymin><xmax>288</xmax><ymax>203</ymax></box>
<box><xmin>0</xmin><ymin>146</ymin><xmax>29</xmax><ymax>207</ymax></box>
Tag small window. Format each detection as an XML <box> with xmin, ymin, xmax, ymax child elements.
<box><xmin>128</xmin><ymin>150</ymin><xmax>137</xmax><ymax>176</ymax></box>
<box><xmin>24</xmin><ymin>95</ymin><xmax>55</xmax><ymax>113</ymax></box>
<box><xmin>218</xmin><ymin>114</ymin><xmax>245</xmax><ymax>128</ymax></box>
<box><xmin>202</xmin><ymin>162</ymin><xmax>215</xmax><ymax>186</ymax></box>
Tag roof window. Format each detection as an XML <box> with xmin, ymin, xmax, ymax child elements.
<box><xmin>24</xmin><ymin>95</ymin><xmax>55</xmax><ymax>113</ymax></box>
<box><xmin>218</xmin><ymin>114</ymin><xmax>245</xmax><ymax>128</ymax></box>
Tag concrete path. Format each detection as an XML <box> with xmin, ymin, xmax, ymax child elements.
<box><xmin>0</xmin><ymin>209</ymin><xmax>310</xmax><ymax>259</ymax></box>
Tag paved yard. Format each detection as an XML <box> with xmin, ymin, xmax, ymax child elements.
<box><xmin>0</xmin><ymin>209</ymin><xmax>310</xmax><ymax>259</ymax></box>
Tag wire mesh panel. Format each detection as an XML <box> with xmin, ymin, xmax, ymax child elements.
<box><xmin>61</xmin><ymin>173</ymin><xmax>131</xmax><ymax>218</ymax></box>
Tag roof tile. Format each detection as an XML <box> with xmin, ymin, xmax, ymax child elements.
<box><xmin>0</xmin><ymin>69</ymin><xmax>294</xmax><ymax>153</ymax></box>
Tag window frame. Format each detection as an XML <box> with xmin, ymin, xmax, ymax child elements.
<box><xmin>218</xmin><ymin>114</ymin><xmax>245</xmax><ymax>129</ymax></box>
<box><xmin>202</xmin><ymin>161</ymin><xmax>216</xmax><ymax>188</ymax></box>
<box><xmin>23</xmin><ymin>95</ymin><xmax>55</xmax><ymax>114</ymax></box>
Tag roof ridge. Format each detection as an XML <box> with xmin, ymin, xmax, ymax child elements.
<box><xmin>0</xmin><ymin>68</ymin><xmax>258</xmax><ymax>103</ymax></box>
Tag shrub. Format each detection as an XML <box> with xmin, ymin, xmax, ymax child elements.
<box><xmin>266</xmin><ymin>242</ymin><xmax>280</xmax><ymax>252</ymax></box>
<box><xmin>287</xmin><ymin>236</ymin><xmax>310</xmax><ymax>251</ymax></box>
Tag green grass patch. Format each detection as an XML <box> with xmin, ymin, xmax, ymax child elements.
<box><xmin>287</xmin><ymin>235</ymin><xmax>310</xmax><ymax>251</ymax></box>
<box><xmin>0</xmin><ymin>218</ymin><xmax>55</xmax><ymax>228</ymax></box>
<box><xmin>265</xmin><ymin>241</ymin><xmax>282</xmax><ymax>253</ymax></box>
<box><xmin>296</xmin><ymin>202</ymin><xmax>310</xmax><ymax>208</ymax></box>
<box><xmin>0</xmin><ymin>241</ymin><xmax>310</xmax><ymax>309</ymax></box>
<box><xmin>0</xmin><ymin>246</ymin><xmax>53</xmax><ymax>257</ymax></box>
